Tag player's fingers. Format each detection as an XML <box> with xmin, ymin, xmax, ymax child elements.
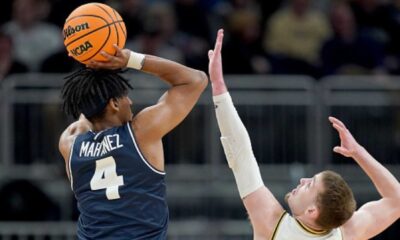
<box><xmin>113</xmin><ymin>44</ymin><xmax>123</xmax><ymax>56</ymax></box>
<box><xmin>332</xmin><ymin>123</ymin><xmax>350</xmax><ymax>142</ymax></box>
<box><xmin>214</xmin><ymin>29</ymin><xmax>224</xmax><ymax>53</ymax></box>
<box><xmin>331</xmin><ymin>123</ymin><xmax>345</xmax><ymax>133</ymax></box>
<box><xmin>88</xmin><ymin>60</ymin><xmax>119</xmax><ymax>69</ymax></box>
<box><xmin>87</xmin><ymin>60</ymin><xmax>106</xmax><ymax>69</ymax></box>
<box><xmin>100</xmin><ymin>51</ymin><xmax>116</xmax><ymax>61</ymax></box>
<box><xmin>208</xmin><ymin>50</ymin><xmax>214</xmax><ymax>60</ymax></box>
<box><xmin>333</xmin><ymin>146</ymin><xmax>348</xmax><ymax>156</ymax></box>
<box><xmin>329</xmin><ymin>116</ymin><xmax>346</xmax><ymax>129</ymax></box>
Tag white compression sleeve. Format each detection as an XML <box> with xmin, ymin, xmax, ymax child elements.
<box><xmin>213</xmin><ymin>92</ymin><xmax>264</xmax><ymax>198</ymax></box>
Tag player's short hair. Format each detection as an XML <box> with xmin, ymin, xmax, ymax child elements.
<box><xmin>61</xmin><ymin>68</ymin><xmax>133</xmax><ymax>120</ymax></box>
<box><xmin>315</xmin><ymin>170</ymin><xmax>356</xmax><ymax>230</ymax></box>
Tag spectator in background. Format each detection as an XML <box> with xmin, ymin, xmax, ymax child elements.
<box><xmin>174</xmin><ymin>0</ymin><xmax>211</xmax><ymax>41</ymax></box>
<box><xmin>348</xmin><ymin>0</ymin><xmax>400</xmax><ymax>73</ymax></box>
<box><xmin>47</xmin><ymin>0</ymin><xmax>101</xmax><ymax>27</ymax></box>
<box><xmin>126</xmin><ymin>2</ymin><xmax>185</xmax><ymax>64</ymax></box>
<box><xmin>0</xmin><ymin>180</ymin><xmax>60</xmax><ymax>221</ymax></box>
<box><xmin>350</xmin><ymin>0</ymin><xmax>389</xmax><ymax>44</ymax></box>
<box><xmin>40</xmin><ymin>49</ymin><xmax>80</xmax><ymax>73</ymax></box>
<box><xmin>0</xmin><ymin>1</ymin><xmax>13</xmax><ymax>26</ymax></box>
<box><xmin>257</xmin><ymin>0</ymin><xmax>282</xmax><ymax>29</ymax></box>
<box><xmin>1</xmin><ymin>0</ymin><xmax>63</xmax><ymax>72</ymax></box>
<box><xmin>173</xmin><ymin>0</ymin><xmax>211</xmax><ymax>69</ymax></box>
<box><xmin>210</xmin><ymin>0</ymin><xmax>261</xmax><ymax>30</ymax></box>
<box><xmin>320</xmin><ymin>2</ymin><xmax>385</xmax><ymax>76</ymax></box>
<box><xmin>0</xmin><ymin>31</ymin><xmax>28</xmax><ymax>81</ymax></box>
<box><xmin>380</xmin><ymin>0</ymin><xmax>400</xmax><ymax>74</ymax></box>
<box><xmin>222</xmin><ymin>9</ymin><xmax>269</xmax><ymax>74</ymax></box>
<box><xmin>263</xmin><ymin>0</ymin><xmax>331</xmax><ymax>77</ymax></box>
<box><xmin>110</xmin><ymin>0</ymin><xmax>145</xmax><ymax>41</ymax></box>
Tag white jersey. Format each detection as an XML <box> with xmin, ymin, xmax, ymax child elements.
<box><xmin>271</xmin><ymin>212</ymin><xmax>343</xmax><ymax>240</ymax></box>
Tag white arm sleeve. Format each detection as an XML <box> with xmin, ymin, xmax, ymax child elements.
<box><xmin>213</xmin><ymin>92</ymin><xmax>264</xmax><ymax>198</ymax></box>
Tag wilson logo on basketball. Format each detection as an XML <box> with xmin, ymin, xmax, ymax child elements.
<box><xmin>64</xmin><ymin>23</ymin><xmax>90</xmax><ymax>39</ymax></box>
<box><xmin>70</xmin><ymin>41</ymin><xmax>93</xmax><ymax>56</ymax></box>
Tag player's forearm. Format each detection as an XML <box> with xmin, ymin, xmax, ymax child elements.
<box><xmin>214</xmin><ymin>92</ymin><xmax>264</xmax><ymax>198</ymax></box>
<box><xmin>211</xmin><ymin>81</ymin><xmax>227</xmax><ymax>96</ymax></box>
<box><xmin>353</xmin><ymin>146</ymin><xmax>400</xmax><ymax>199</ymax></box>
<box><xmin>138</xmin><ymin>54</ymin><xmax>208</xmax><ymax>90</ymax></box>
<box><xmin>210</xmin><ymin>76</ymin><xmax>227</xmax><ymax>96</ymax></box>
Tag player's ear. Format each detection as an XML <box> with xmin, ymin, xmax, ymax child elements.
<box><xmin>306</xmin><ymin>205</ymin><xmax>319</xmax><ymax>220</ymax></box>
<box><xmin>109</xmin><ymin>98</ymin><xmax>119</xmax><ymax>110</ymax></box>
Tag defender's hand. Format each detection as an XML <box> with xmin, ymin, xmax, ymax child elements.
<box><xmin>87</xmin><ymin>44</ymin><xmax>130</xmax><ymax>69</ymax></box>
<box><xmin>208</xmin><ymin>29</ymin><xmax>224</xmax><ymax>83</ymax></box>
<box><xmin>208</xmin><ymin>29</ymin><xmax>226</xmax><ymax>95</ymax></box>
<box><xmin>329</xmin><ymin>116</ymin><xmax>362</xmax><ymax>158</ymax></box>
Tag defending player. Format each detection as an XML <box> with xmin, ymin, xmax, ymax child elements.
<box><xmin>209</xmin><ymin>29</ymin><xmax>400</xmax><ymax>240</ymax></box>
<box><xmin>59</xmin><ymin>46</ymin><xmax>207</xmax><ymax>239</ymax></box>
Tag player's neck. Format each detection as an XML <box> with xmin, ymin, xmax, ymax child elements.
<box><xmin>296</xmin><ymin>217</ymin><xmax>327</xmax><ymax>234</ymax></box>
<box><xmin>91</xmin><ymin>116</ymin><xmax>124</xmax><ymax>132</ymax></box>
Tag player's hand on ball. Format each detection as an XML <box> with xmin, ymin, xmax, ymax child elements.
<box><xmin>87</xmin><ymin>44</ymin><xmax>130</xmax><ymax>70</ymax></box>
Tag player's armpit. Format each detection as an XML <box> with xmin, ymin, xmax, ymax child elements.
<box><xmin>243</xmin><ymin>187</ymin><xmax>285</xmax><ymax>239</ymax></box>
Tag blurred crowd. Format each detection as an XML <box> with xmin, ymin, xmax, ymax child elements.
<box><xmin>1</xmin><ymin>0</ymin><xmax>400</xmax><ymax>81</ymax></box>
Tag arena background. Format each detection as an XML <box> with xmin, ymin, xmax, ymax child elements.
<box><xmin>0</xmin><ymin>0</ymin><xmax>400</xmax><ymax>239</ymax></box>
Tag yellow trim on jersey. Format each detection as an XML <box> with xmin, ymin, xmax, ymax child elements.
<box><xmin>271</xmin><ymin>211</ymin><xmax>287</xmax><ymax>240</ymax></box>
<box><xmin>339</xmin><ymin>226</ymin><xmax>344</xmax><ymax>239</ymax></box>
<box><xmin>295</xmin><ymin>218</ymin><xmax>330</xmax><ymax>236</ymax></box>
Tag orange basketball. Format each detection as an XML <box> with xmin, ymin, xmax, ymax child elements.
<box><xmin>63</xmin><ymin>3</ymin><xmax>127</xmax><ymax>64</ymax></box>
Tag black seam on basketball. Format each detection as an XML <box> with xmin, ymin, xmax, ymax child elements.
<box><xmin>64</xmin><ymin>15</ymin><xmax>108</xmax><ymax>42</ymax></box>
<box><xmin>93</xmin><ymin>3</ymin><xmax>116</xmax><ymax>21</ymax></box>
<box><xmin>80</xmin><ymin>23</ymin><xmax>112</xmax><ymax>62</ymax></box>
<box><xmin>81</xmin><ymin>20</ymin><xmax>124</xmax><ymax>62</ymax></box>
<box><xmin>112</xmin><ymin>9</ymin><xmax>126</xmax><ymax>38</ymax></box>
<box><xmin>65</xmin><ymin>20</ymin><xmax>124</xmax><ymax>47</ymax></box>
<box><xmin>94</xmin><ymin>4</ymin><xmax>120</xmax><ymax>49</ymax></box>
<box><xmin>65</xmin><ymin>14</ymin><xmax>109</xmax><ymax>25</ymax></box>
<box><xmin>112</xmin><ymin>9</ymin><xmax>127</xmax><ymax>51</ymax></box>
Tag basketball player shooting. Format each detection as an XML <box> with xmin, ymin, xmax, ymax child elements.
<box><xmin>59</xmin><ymin>44</ymin><xmax>207</xmax><ymax>239</ymax></box>
<box><xmin>209</xmin><ymin>29</ymin><xmax>400</xmax><ymax>240</ymax></box>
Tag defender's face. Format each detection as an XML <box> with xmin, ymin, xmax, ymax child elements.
<box><xmin>285</xmin><ymin>173</ymin><xmax>324</xmax><ymax>217</ymax></box>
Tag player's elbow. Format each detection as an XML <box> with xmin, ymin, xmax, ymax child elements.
<box><xmin>193</xmin><ymin>70</ymin><xmax>208</xmax><ymax>91</ymax></box>
<box><xmin>395</xmin><ymin>198</ymin><xmax>400</xmax><ymax>218</ymax></box>
<box><xmin>397</xmin><ymin>205</ymin><xmax>400</xmax><ymax>218</ymax></box>
<box><xmin>395</xmin><ymin>185</ymin><xmax>400</xmax><ymax>203</ymax></box>
<box><xmin>393</xmin><ymin>185</ymin><xmax>400</xmax><ymax>217</ymax></box>
<box><xmin>393</xmin><ymin>181</ymin><xmax>400</xmax><ymax>199</ymax></box>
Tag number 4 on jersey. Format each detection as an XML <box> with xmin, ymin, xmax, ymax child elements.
<box><xmin>90</xmin><ymin>156</ymin><xmax>124</xmax><ymax>200</ymax></box>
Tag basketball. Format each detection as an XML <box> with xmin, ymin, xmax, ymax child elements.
<box><xmin>63</xmin><ymin>3</ymin><xmax>127</xmax><ymax>64</ymax></box>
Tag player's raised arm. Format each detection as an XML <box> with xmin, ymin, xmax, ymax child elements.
<box><xmin>209</xmin><ymin>29</ymin><xmax>284</xmax><ymax>239</ymax></box>
<box><xmin>329</xmin><ymin>117</ymin><xmax>400</xmax><ymax>240</ymax></box>
<box><xmin>88</xmin><ymin>45</ymin><xmax>208</xmax><ymax>139</ymax></box>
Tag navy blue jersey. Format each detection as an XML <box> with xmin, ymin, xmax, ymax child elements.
<box><xmin>69</xmin><ymin>123</ymin><xmax>168</xmax><ymax>240</ymax></box>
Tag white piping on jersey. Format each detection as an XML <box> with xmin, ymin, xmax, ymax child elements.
<box><xmin>93</xmin><ymin>130</ymin><xmax>106</xmax><ymax>141</ymax></box>
<box><xmin>126</xmin><ymin>123</ymin><xmax>165</xmax><ymax>175</ymax></box>
<box><xmin>68</xmin><ymin>137</ymin><xmax>77</xmax><ymax>190</ymax></box>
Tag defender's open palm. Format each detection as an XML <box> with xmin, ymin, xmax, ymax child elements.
<box><xmin>208</xmin><ymin>29</ymin><xmax>227</xmax><ymax>96</ymax></box>
<box><xmin>208</xmin><ymin>29</ymin><xmax>223</xmax><ymax>82</ymax></box>
<box><xmin>329</xmin><ymin>116</ymin><xmax>361</xmax><ymax>158</ymax></box>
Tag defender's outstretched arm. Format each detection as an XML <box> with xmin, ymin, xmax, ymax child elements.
<box><xmin>330</xmin><ymin>117</ymin><xmax>400</xmax><ymax>239</ymax></box>
<box><xmin>209</xmin><ymin>29</ymin><xmax>284</xmax><ymax>240</ymax></box>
